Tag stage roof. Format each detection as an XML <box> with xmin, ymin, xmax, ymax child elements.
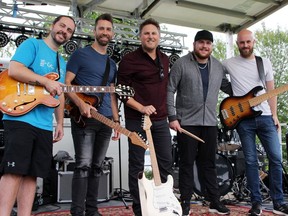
<box><xmin>11</xmin><ymin>0</ymin><xmax>288</xmax><ymax>33</ymax></box>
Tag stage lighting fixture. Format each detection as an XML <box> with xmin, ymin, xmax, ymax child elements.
<box><xmin>121</xmin><ymin>47</ymin><xmax>133</xmax><ymax>58</ymax></box>
<box><xmin>169</xmin><ymin>53</ymin><xmax>180</xmax><ymax>68</ymax></box>
<box><xmin>15</xmin><ymin>35</ymin><xmax>28</xmax><ymax>47</ymax></box>
<box><xmin>0</xmin><ymin>32</ymin><xmax>9</xmax><ymax>48</ymax></box>
<box><xmin>64</xmin><ymin>40</ymin><xmax>78</xmax><ymax>55</ymax></box>
<box><xmin>106</xmin><ymin>45</ymin><xmax>114</xmax><ymax>58</ymax></box>
<box><xmin>37</xmin><ymin>32</ymin><xmax>44</xmax><ymax>39</ymax></box>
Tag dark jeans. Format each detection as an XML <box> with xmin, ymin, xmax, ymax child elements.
<box><xmin>178</xmin><ymin>126</ymin><xmax>220</xmax><ymax>202</ymax></box>
<box><xmin>126</xmin><ymin>119</ymin><xmax>173</xmax><ymax>216</ymax></box>
<box><xmin>237</xmin><ymin>115</ymin><xmax>283</xmax><ymax>205</ymax></box>
<box><xmin>70</xmin><ymin>119</ymin><xmax>112</xmax><ymax>216</ymax></box>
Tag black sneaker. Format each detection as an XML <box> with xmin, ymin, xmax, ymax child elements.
<box><xmin>273</xmin><ymin>203</ymin><xmax>288</xmax><ymax>215</ymax></box>
<box><xmin>181</xmin><ymin>200</ymin><xmax>191</xmax><ymax>216</ymax></box>
<box><xmin>209</xmin><ymin>200</ymin><xmax>230</xmax><ymax>215</ymax></box>
<box><xmin>248</xmin><ymin>202</ymin><xmax>262</xmax><ymax>216</ymax></box>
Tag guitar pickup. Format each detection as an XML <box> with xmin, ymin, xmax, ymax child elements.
<box><xmin>221</xmin><ymin>109</ymin><xmax>229</xmax><ymax>119</ymax></box>
<box><xmin>27</xmin><ymin>84</ymin><xmax>36</xmax><ymax>95</ymax></box>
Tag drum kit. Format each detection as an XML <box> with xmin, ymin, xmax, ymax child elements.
<box><xmin>171</xmin><ymin>128</ymin><xmax>270</xmax><ymax>201</ymax></box>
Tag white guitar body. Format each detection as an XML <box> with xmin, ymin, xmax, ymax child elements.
<box><xmin>138</xmin><ymin>173</ymin><xmax>182</xmax><ymax>216</ymax></box>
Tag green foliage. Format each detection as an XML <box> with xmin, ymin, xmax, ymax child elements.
<box><xmin>144</xmin><ymin>169</ymin><xmax>153</xmax><ymax>180</ymax></box>
<box><xmin>0</xmin><ymin>42</ymin><xmax>16</xmax><ymax>58</ymax></box>
<box><xmin>212</xmin><ymin>39</ymin><xmax>226</xmax><ymax>61</ymax></box>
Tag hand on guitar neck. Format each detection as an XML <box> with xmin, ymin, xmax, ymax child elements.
<box><xmin>0</xmin><ymin>69</ymin><xmax>134</xmax><ymax>116</ymax></box>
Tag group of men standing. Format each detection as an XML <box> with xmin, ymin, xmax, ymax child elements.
<box><xmin>0</xmin><ymin>11</ymin><xmax>287</xmax><ymax>216</ymax></box>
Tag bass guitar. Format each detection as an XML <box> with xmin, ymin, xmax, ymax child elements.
<box><xmin>0</xmin><ymin>69</ymin><xmax>134</xmax><ymax>116</ymax></box>
<box><xmin>219</xmin><ymin>85</ymin><xmax>288</xmax><ymax>129</ymax></box>
<box><xmin>138</xmin><ymin>114</ymin><xmax>182</xmax><ymax>216</ymax></box>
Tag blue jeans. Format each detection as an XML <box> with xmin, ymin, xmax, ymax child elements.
<box><xmin>237</xmin><ymin>115</ymin><xmax>283</xmax><ymax>205</ymax></box>
<box><xmin>70</xmin><ymin>118</ymin><xmax>112</xmax><ymax>216</ymax></box>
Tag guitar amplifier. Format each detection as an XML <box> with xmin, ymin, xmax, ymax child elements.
<box><xmin>57</xmin><ymin>170</ymin><xmax>110</xmax><ymax>203</ymax></box>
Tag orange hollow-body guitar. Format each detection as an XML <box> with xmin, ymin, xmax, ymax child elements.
<box><xmin>0</xmin><ymin>69</ymin><xmax>134</xmax><ymax>116</ymax></box>
<box><xmin>219</xmin><ymin>85</ymin><xmax>288</xmax><ymax>129</ymax></box>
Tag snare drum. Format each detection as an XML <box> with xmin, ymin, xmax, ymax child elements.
<box><xmin>218</xmin><ymin>129</ymin><xmax>241</xmax><ymax>152</ymax></box>
<box><xmin>193</xmin><ymin>153</ymin><xmax>234</xmax><ymax>197</ymax></box>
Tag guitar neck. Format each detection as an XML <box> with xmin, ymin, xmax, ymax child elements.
<box><xmin>90</xmin><ymin>109</ymin><xmax>130</xmax><ymax>136</ymax></box>
<box><xmin>62</xmin><ymin>85</ymin><xmax>115</xmax><ymax>93</ymax></box>
<box><xmin>249</xmin><ymin>84</ymin><xmax>288</xmax><ymax>107</ymax></box>
<box><xmin>145</xmin><ymin>129</ymin><xmax>162</xmax><ymax>186</ymax></box>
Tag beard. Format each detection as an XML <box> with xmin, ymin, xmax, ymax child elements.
<box><xmin>239</xmin><ymin>47</ymin><xmax>253</xmax><ymax>58</ymax></box>
<box><xmin>194</xmin><ymin>49</ymin><xmax>211</xmax><ymax>60</ymax></box>
<box><xmin>96</xmin><ymin>35</ymin><xmax>111</xmax><ymax>46</ymax></box>
<box><xmin>51</xmin><ymin>31</ymin><xmax>68</xmax><ymax>46</ymax></box>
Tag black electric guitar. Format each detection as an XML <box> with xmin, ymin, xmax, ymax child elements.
<box><xmin>65</xmin><ymin>90</ymin><xmax>133</xmax><ymax>128</ymax></box>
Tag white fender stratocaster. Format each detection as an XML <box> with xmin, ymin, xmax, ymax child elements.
<box><xmin>138</xmin><ymin>114</ymin><xmax>182</xmax><ymax>216</ymax></box>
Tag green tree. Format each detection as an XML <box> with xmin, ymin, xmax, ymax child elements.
<box><xmin>254</xmin><ymin>25</ymin><xmax>288</xmax><ymax>128</ymax></box>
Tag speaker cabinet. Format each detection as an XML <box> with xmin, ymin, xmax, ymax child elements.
<box><xmin>57</xmin><ymin>171</ymin><xmax>110</xmax><ymax>203</ymax></box>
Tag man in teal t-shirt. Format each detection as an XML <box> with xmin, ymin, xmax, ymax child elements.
<box><xmin>0</xmin><ymin>15</ymin><xmax>75</xmax><ymax>215</ymax></box>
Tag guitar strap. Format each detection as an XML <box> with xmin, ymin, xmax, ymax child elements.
<box><xmin>255</xmin><ymin>56</ymin><xmax>266</xmax><ymax>90</ymax></box>
<box><xmin>97</xmin><ymin>56</ymin><xmax>110</xmax><ymax>107</ymax></box>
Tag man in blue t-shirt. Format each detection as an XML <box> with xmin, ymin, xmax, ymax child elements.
<box><xmin>65</xmin><ymin>13</ymin><xmax>120</xmax><ymax>216</ymax></box>
<box><xmin>0</xmin><ymin>15</ymin><xmax>75</xmax><ymax>215</ymax></box>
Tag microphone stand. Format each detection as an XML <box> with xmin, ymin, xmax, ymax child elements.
<box><xmin>112</xmin><ymin>101</ymin><xmax>130</xmax><ymax>209</ymax></box>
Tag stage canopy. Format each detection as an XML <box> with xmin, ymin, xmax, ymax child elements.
<box><xmin>9</xmin><ymin>0</ymin><xmax>288</xmax><ymax>33</ymax></box>
<box><xmin>1</xmin><ymin>0</ymin><xmax>288</xmax><ymax>57</ymax></box>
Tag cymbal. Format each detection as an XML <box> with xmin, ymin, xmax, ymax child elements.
<box><xmin>218</xmin><ymin>143</ymin><xmax>240</xmax><ymax>151</ymax></box>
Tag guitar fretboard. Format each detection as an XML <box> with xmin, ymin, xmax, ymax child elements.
<box><xmin>62</xmin><ymin>86</ymin><xmax>115</xmax><ymax>93</ymax></box>
<box><xmin>143</xmin><ymin>115</ymin><xmax>162</xmax><ymax>186</ymax></box>
<box><xmin>249</xmin><ymin>84</ymin><xmax>288</xmax><ymax>107</ymax></box>
<box><xmin>90</xmin><ymin>109</ymin><xmax>130</xmax><ymax>136</ymax></box>
<box><xmin>90</xmin><ymin>109</ymin><xmax>147</xmax><ymax>150</ymax></box>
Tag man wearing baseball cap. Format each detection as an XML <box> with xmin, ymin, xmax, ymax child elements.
<box><xmin>167</xmin><ymin>30</ymin><xmax>232</xmax><ymax>215</ymax></box>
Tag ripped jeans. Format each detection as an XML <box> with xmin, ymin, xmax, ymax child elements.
<box><xmin>70</xmin><ymin>119</ymin><xmax>112</xmax><ymax>216</ymax></box>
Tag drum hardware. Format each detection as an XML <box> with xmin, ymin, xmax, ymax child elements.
<box><xmin>171</xmin><ymin>136</ymin><xmax>179</xmax><ymax>167</ymax></box>
<box><xmin>259</xmin><ymin>170</ymin><xmax>268</xmax><ymax>180</ymax></box>
<box><xmin>193</xmin><ymin>150</ymin><xmax>270</xmax><ymax>202</ymax></box>
<box><xmin>231</xmin><ymin>172</ymin><xmax>270</xmax><ymax>203</ymax></box>
<box><xmin>218</xmin><ymin>129</ymin><xmax>241</xmax><ymax>152</ymax></box>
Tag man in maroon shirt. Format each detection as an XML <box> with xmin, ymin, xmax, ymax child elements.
<box><xmin>117</xmin><ymin>18</ymin><xmax>173</xmax><ymax>216</ymax></box>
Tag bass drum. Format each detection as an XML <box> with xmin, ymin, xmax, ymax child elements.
<box><xmin>193</xmin><ymin>153</ymin><xmax>234</xmax><ymax>197</ymax></box>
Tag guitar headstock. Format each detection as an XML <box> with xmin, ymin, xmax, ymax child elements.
<box><xmin>129</xmin><ymin>132</ymin><xmax>148</xmax><ymax>150</ymax></box>
<box><xmin>115</xmin><ymin>84</ymin><xmax>135</xmax><ymax>98</ymax></box>
<box><xmin>142</xmin><ymin>114</ymin><xmax>152</xmax><ymax>131</ymax></box>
